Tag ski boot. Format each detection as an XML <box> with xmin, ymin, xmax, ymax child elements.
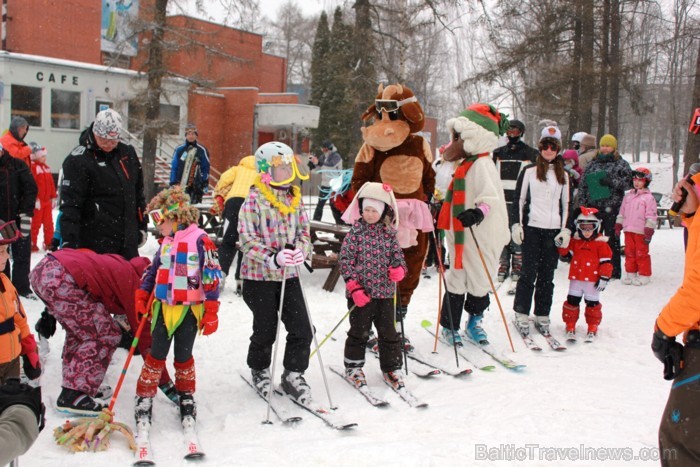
<box><xmin>281</xmin><ymin>369</ymin><xmax>312</xmax><ymax>405</ymax></box>
<box><xmin>134</xmin><ymin>396</ymin><xmax>153</xmax><ymax>424</ymax></box>
<box><xmin>179</xmin><ymin>392</ymin><xmax>197</xmax><ymax>423</ymax></box>
<box><xmin>158</xmin><ymin>381</ymin><xmax>179</xmax><ymax>403</ymax></box>
<box><xmin>396</xmin><ymin>306</ymin><xmax>414</xmax><ymax>352</ymax></box>
<box><xmin>534</xmin><ymin>315</ymin><xmax>551</xmax><ymax>336</ymax></box>
<box><xmin>345</xmin><ymin>367</ymin><xmax>367</xmax><ymax>388</ymax></box>
<box><xmin>441</xmin><ymin>327</ymin><xmax>462</xmax><ymax>346</ymax></box>
<box><xmin>365</xmin><ymin>328</ymin><xmax>379</xmax><ymax>353</ymax></box>
<box><xmin>584</xmin><ymin>304</ymin><xmax>602</xmax><ymax>343</ymax></box>
<box><xmin>251</xmin><ymin>368</ymin><xmax>271</xmax><ymax>397</ymax></box>
<box><xmin>507</xmin><ymin>278</ymin><xmax>519</xmax><ymax>295</ymax></box>
<box><xmin>632</xmin><ymin>275</ymin><xmax>650</xmax><ymax>286</ymax></box>
<box><xmin>466</xmin><ymin>314</ymin><xmax>488</xmax><ymax>345</ymax></box>
<box><xmin>382</xmin><ymin>369</ymin><xmax>405</xmax><ymax>391</ymax></box>
<box><xmin>513</xmin><ymin>312</ymin><xmax>530</xmax><ymax>337</ymax></box>
<box><xmin>95</xmin><ymin>384</ymin><xmax>113</xmax><ymax>400</ymax></box>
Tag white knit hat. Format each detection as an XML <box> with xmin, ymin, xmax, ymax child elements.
<box><xmin>540</xmin><ymin>125</ymin><xmax>562</xmax><ymax>143</ymax></box>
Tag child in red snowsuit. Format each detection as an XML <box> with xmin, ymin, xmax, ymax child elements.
<box><xmin>29</xmin><ymin>146</ymin><xmax>56</xmax><ymax>252</ymax></box>
<box><xmin>558</xmin><ymin>207</ymin><xmax>613</xmax><ymax>341</ymax></box>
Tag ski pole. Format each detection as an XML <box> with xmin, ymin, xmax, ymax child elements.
<box><xmin>295</xmin><ymin>264</ymin><xmax>335</xmax><ymax>410</ymax></box>
<box><xmin>109</xmin><ymin>309</ymin><xmax>150</xmax><ymax>412</ymax></box>
<box><xmin>264</xmin><ymin>266</ymin><xmax>288</xmax><ymax>424</ymax></box>
<box><xmin>468</xmin><ymin>226</ymin><xmax>515</xmax><ymax>353</ymax></box>
<box><xmin>430</xmin><ymin>230</ymin><xmax>460</xmax><ymax>366</ymax></box>
<box><xmin>395</xmin><ymin>284</ymin><xmax>408</xmax><ymax>372</ymax></box>
<box><xmin>309</xmin><ymin>305</ymin><xmax>356</xmax><ymax>359</ymax></box>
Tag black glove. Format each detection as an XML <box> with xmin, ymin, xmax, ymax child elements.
<box><xmin>35</xmin><ymin>309</ymin><xmax>57</xmax><ymax>339</ymax></box>
<box><xmin>48</xmin><ymin>238</ymin><xmax>60</xmax><ymax>252</ymax></box>
<box><xmin>652</xmin><ymin>328</ymin><xmax>684</xmax><ymax>381</ymax></box>
<box><xmin>559</xmin><ymin>252</ymin><xmax>572</xmax><ymax>263</ymax></box>
<box><xmin>21</xmin><ymin>355</ymin><xmax>41</xmax><ymax>380</ymax></box>
<box><xmin>456</xmin><ymin>208</ymin><xmax>485</xmax><ymax>228</ymax></box>
<box><xmin>0</xmin><ymin>379</ymin><xmax>45</xmax><ymax>431</ymax></box>
<box><xmin>599</xmin><ymin>175</ymin><xmax>612</xmax><ymax>187</ymax></box>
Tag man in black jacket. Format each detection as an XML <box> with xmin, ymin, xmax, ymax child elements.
<box><xmin>0</xmin><ymin>144</ymin><xmax>37</xmax><ymax>298</ymax></box>
<box><xmin>59</xmin><ymin>109</ymin><xmax>147</xmax><ymax>259</ymax></box>
<box><xmin>492</xmin><ymin>120</ymin><xmax>538</xmax><ymax>291</ymax></box>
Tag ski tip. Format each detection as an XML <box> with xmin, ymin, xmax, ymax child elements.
<box><xmin>184</xmin><ymin>452</ymin><xmax>205</xmax><ymax>460</ymax></box>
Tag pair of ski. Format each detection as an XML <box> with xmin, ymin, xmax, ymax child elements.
<box><xmin>367</xmin><ymin>344</ymin><xmax>473</xmax><ymax>378</ymax></box>
<box><xmin>422</xmin><ymin>322</ymin><xmax>525</xmax><ymax>372</ymax></box>
<box><xmin>329</xmin><ymin>366</ymin><xmax>428</xmax><ymax>409</ymax></box>
<box><xmin>133</xmin><ymin>415</ymin><xmax>204</xmax><ymax>466</ymax></box>
<box><xmin>240</xmin><ymin>373</ymin><xmax>357</xmax><ymax>430</ymax></box>
<box><xmin>513</xmin><ymin>320</ymin><xmax>567</xmax><ymax>352</ymax></box>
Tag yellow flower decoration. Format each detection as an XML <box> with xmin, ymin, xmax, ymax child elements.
<box><xmin>255</xmin><ymin>179</ymin><xmax>301</xmax><ymax>215</ymax></box>
<box><xmin>270</xmin><ymin>155</ymin><xmax>283</xmax><ymax>167</ymax></box>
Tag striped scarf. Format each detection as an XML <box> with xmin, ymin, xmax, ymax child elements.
<box><xmin>437</xmin><ymin>153</ymin><xmax>488</xmax><ymax>269</ymax></box>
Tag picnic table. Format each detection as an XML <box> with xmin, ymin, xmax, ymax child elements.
<box><xmin>309</xmin><ymin>220</ymin><xmax>350</xmax><ymax>292</ymax></box>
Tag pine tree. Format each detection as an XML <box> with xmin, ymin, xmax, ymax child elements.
<box><xmin>309</xmin><ymin>12</ymin><xmax>333</xmax><ymax>152</ymax></box>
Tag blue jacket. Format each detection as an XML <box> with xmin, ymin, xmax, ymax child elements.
<box><xmin>169</xmin><ymin>140</ymin><xmax>210</xmax><ymax>190</ymax></box>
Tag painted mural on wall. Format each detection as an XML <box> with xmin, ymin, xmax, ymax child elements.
<box><xmin>101</xmin><ymin>0</ymin><xmax>140</xmax><ymax>57</ymax></box>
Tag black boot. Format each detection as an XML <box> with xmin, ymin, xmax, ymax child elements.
<box><xmin>439</xmin><ymin>292</ymin><xmax>465</xmax><ymax>331</ymax></box>
<box><xmin>179</xmin><ymin>392</ymin><xmax>196</xmax><ymax>422</ymax></box>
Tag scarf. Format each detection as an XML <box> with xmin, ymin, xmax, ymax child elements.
<box><xmin>437</xmin><ymin>153</ymin><xmax>489</xmax><ymax>269</ymax></box>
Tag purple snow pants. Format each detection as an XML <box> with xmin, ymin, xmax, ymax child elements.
<box><xmin>30</xmin><ymin>256</ymin><xmax>121</xmax><ymax>396</ymax></box>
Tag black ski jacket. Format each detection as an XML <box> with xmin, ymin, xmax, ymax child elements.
<box><xmin>59</xmin><ymin>125</ymin><xmax>146</xmax><ymax>259</ymax></box>
<box><xmin>0</xmin><ymin>152</ymin><xmax>37</xmax><ymax>221</ymax></box>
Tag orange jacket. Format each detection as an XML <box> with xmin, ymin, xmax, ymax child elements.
<box><xmin>656</xmin><ymin>172</ymin><xmax>700</xmax><ymax>339</ymax></box>
<box><xmin>0</xmin><ymin>273</ymin><xmax>31</xmax><ymax>364</ymax></box>
<box><xmin>0</xmin><ymin>132</ymin><xmax>31</xmax><ymax>167</ymax></box>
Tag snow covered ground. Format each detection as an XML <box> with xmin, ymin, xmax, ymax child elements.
<box><xmin>18</xmin><ymin>154</ymin><xmax>686</xmax><ymax>466</ymax></box>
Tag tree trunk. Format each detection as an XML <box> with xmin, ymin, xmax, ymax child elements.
<box><xmin>579</xmin><ymin>0</ymin><xmax>595</xmax><ymax>132</ymax></box>
<box><xmin>568</xmin><ymin>0</ymin><xmax>583</xmax><ymax>136</ymax></box>
<box><xmin>608</xmin><ymin>0</ymin><xmax>620</xmax><ymax>137</ymax></box>
<box><xmin>684</xmin><ymin>42</ymin><xmax>700</xmax><ymax>175</ymax></box>
<box><xmin>596</xmin><ymin>0</ymin><xmax>610</xmax><ymax>140</ymax></box>
<box><xmin>142</xmin><ymin>0</ymin><xmax>168</xmax><ymax>202</ymax></box>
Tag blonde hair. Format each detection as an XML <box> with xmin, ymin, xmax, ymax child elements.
<box><xmin>147</xmin><ymin>185</ymin><xmax>200</xmax><ymax>227</ymax></box>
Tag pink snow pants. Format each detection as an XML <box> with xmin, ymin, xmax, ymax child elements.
<box><xmin>30</xmin><ymin>256</ymin><xmax>121</xmax><ymax>396</ymax></box>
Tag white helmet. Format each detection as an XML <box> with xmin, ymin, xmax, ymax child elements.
<box><xmin>93</xmin><ymin>109</ymin><xmax>122</xmax><ymax>140</ymax></box>
<box><xmin>575</xmin><ymin>207</ymin><xmax>602</xmax><ymax>235</ymax></box>
<box><xmin>571</xmin><ymin>132</ymin><xmax>587</xmax><ymax>143</ymax></box>
<box><xmin>254</xmin><ymin>141</ymin><xmax>308</xmax><ymax>186</ymax></box>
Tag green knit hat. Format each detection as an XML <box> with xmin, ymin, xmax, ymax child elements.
<box><xmin>458</xmin><ymin>103</ymin><xmax>509</xmax><ymax>137</ymax></box>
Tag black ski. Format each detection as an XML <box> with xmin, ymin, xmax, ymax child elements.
<box><xmin>276</xmin><ymin>387</ymin><xmax>358</xmax><ymax>430</ymax></box>
<box><xmin>239</xmin><ymin>373</ymin><xmax>302</xmax><ymax>424</ymax></box>
<box><xmin>329</xmin><ymin>366</ymin><xmax>389</xmax><ymax>407</ymax></box>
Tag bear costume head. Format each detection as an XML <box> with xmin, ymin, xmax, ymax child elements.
<box><xmin>360</xmin><ymin>83</ymin><xmax>425</xmax><ymax>152</ymax></box>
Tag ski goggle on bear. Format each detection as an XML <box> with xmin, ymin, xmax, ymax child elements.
<box><xmin>374</xmin><ymin>97</ymin><xmax>418</xmax><ymax>120</ymax></box>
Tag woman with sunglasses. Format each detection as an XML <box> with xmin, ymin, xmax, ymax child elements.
<box><xmin>511</xmin><ymin>126</ymin><xmax>571</xmax><ymax>339</ymax></box>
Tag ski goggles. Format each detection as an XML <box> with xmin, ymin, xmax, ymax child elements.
<box><xmin>576</xmin><ymin>221</ymin><xmax>599</xmax><ymax>232</ymax></box>
<box><xmin>632</xmin><ymin>170</ymin><xmax>648</xmax><ymax>179</ymax></box>
<box><xmin>149</xmin><ymin>203</ymin><xmax>180</xmax><ymax>226</ymax></box>
<box><xmin>374</xmin><ymin>97</ymin><xmax>418</xmax><ymax>114</ymax></box>
<box><xmin>0</xmin><ymin>220</ymin><xmax>20</xmax><ymax>245</ymax></box>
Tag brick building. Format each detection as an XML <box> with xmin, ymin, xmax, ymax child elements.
<box><xmin>0</xmin><ymin>0</ymin><xmax>318</xmax><ymax>175</ymax></box>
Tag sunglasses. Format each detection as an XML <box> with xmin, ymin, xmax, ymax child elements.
<box><xmin>540</xmin><ymin>143</ymin><xmax>559</xmax><ymax>152</ymax></box>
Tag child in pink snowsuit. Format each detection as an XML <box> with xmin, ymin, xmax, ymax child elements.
<box><xmin>615</xmin><ymin>167</ymin><xmax>657</xmax><ymax>286</ymax></box>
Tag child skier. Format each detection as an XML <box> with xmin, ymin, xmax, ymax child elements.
<box><xmin>558</xmin><ymin>207</ymin><xmax>613</xmax><ymax>342</ymax></box>
<box><xmin>238</xmin><ymin>141</ymin><xmax>314</xmax><ymax>404</ymax></box>
<box><xmin>614</xmin><ymin>168</ymin><xmax>657</xmax><ymax>286</ymax></box>
<box><xmin>0</xmin><ymin>219</ymin><xmax>40</xmax><ymax>385</ymax></box>
<box><xmin>338</xmin><ymin>182</ymin><xmax>407</xmax><ymax>389</ymax></box>
<box><xmin>28</xmin><ymin>144</ymin><xmax>56</xmax><ymax>252</ymax></box>
<box><xmin>133</xmin><ymin>186</ymin><xmax>221</xmax><ymax>430</ymax></box>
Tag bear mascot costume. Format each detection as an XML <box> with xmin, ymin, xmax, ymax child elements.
<box><xmin>348</xmin><ymin>83</ymin><xmax>435</xmax><ymax>349</ymax></box>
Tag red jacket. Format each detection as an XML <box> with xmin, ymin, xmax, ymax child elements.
<box><xmin>0</xmin><ymin>132</ymin><xmax>31</xmax><ymax>166</ymax></box>
<box><xmin>558</xmin><ymin>234</ymin><xmax>613</xmax><ymax>282</ymax></box>
<box><xmin>31</xmin><ymin>161</ymin><xmax>56</xmax><ymax>203</ymax></box>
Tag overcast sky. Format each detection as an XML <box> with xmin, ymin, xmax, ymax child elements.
<box><xmin>176</xmin><ymin>0</ymin><xmax>335</xmax><ymax>24</ymax></box>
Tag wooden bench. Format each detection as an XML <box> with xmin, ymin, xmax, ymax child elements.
<box><xmin>652</xmin><ymin>193</ymin><xmax>673</xmax><ymax>229</ymax></box>
<box><xmin>309</xmin><ymin>220</ymin><xmax>350</xmax><ymax>292</ymax></box>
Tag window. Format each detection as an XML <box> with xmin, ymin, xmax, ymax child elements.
<box><xmin>96</xmin><ymin>100</ymin><xmax>112</xmax><ymax>115</ymax></box>
<box><xmin>128</xmin><ymin>101</ymin><xmax>180</xmax><ymax>135</ymax></box>
<box><xmin>11</xmin><ymin>85</ymin><xmax>42</xmax><ymax>127</ymax></box>
<box><xmin>51</xmin><ymin>90</ymin><xmax>80</xmax><ymax>129</ymax></box>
